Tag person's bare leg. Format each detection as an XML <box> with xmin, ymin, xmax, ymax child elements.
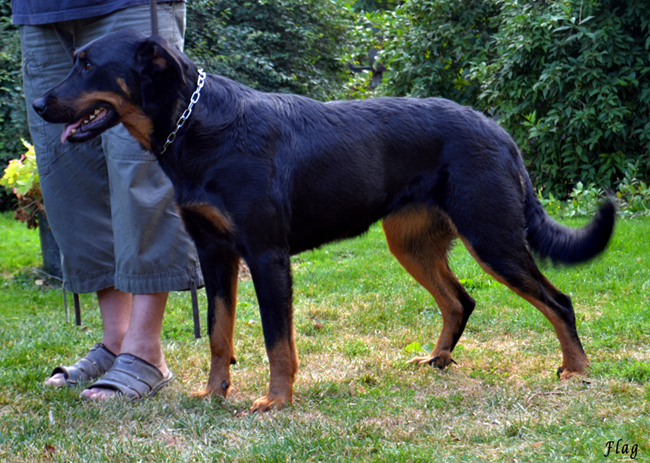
<box><xmin>81</xmin><ymin>292</ymin><xmax>170</xmax><ymax>399</ymax></box>
<box><xmin>45</xmin><ymin>287</ymin><xmax>131</xmax><ymax>386</ymax></box>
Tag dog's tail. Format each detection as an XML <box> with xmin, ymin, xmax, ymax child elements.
<box><xmin>523</xmin><ymin>174</ymin><xmax>616</xmax><ymax>264</ymax></box>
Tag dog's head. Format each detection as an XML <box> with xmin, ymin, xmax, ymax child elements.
<box><xmin>33</xmin><ymin>28</ymin><xmax>194</xmax><ymax>151</ymax></box>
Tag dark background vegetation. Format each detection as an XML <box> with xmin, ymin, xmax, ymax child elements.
<box><xmin>348</xmin><ymin>0</ymin><xmax>650</xmax><ymax>197</ymax></box>
<box><xmin>1</xmin><ymin>0</ymin><xmax>649</xmax><ymax>209</ymax></box>
<box><xmin>0</xmin><ymin>0</ymin><xmax>29</xmax><ymax>210</ymax></box>
<box><xmin>184</xmin><ymin>0</ymin><xmax>350</xmax><ymax>101</ymax></box>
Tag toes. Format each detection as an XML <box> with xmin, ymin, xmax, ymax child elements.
<box><xmin>557</xmin><ymin>367</ymin><xmax>588</xmax><ymax>381</ymax></box>
<box><xmin>426</xmin><ymin>356</ymin><xmax>451</xmax><ymax>369</ymax></box>
<box><xmin>408</xmin><ymin>353</ymin><xmax>457</xmax><ymax>369</ymax></box>
<box><xmin>407</xmin><ymin>355</ymin><xmax>436</xmax><ymax>366</ymax></box>
<box><xmin>250</xmin><ymin>394</ymin><xmax>288</xmax><ymax>413</ymax></box>
<box><xmin>190</xmin><ymin>379</ymin><xmax>231</xmax><ymax>399</ymax></box>
<box><xmin>190</xmin><ymin>388</ymin><xmax>221</xmax><ymax>399</ymax></box>
<box><xmin>80</xmin><ymin>387</ymin><xmax>118</xmax><ymax>401</ymax></box>
<box><xmin>190</xmin><ymin>390</ymin><xmax>211</xmax><ymax>399</ymax></box>
<box><xmin>44</xmin><ymin>373</ymin><xmax>68</xmax><ymax>387</ymax></box>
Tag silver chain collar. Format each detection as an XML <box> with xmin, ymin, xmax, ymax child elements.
<box><xmin>159</xmin><ymin>68</ymin><xmax>206</xmax><ymax>155</ymax></box>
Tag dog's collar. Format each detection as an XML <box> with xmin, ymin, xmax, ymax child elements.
<box><xmin>159</xmin><ymin>68</ymin><xmax>206</xmax><ymax>155</ymax></box>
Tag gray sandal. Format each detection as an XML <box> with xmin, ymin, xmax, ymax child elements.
<box><xmin>86</xmin><ymin>353</ymin><xmax>173</xmax><ymax>399</ymax></box>
<box><xmin>49</xmin><ymin>343</ymin><xmax>117</xmax><ymax>386</ymax></box>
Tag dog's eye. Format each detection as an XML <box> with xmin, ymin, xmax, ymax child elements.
<box><xmin>83</xmin><ymin>61</ymin><xmax>93</xmax><ymax>72</ymax></box>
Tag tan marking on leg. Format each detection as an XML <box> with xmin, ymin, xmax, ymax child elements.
<box><xmin>460</xmin><ymin>238</ymin><xmax>588</xmax><ymax>378</ymax></box>
<box><xmin>192</xmin><ymin>296</ymin><xmax>237</xmax><ymax>398</ymax></box>
<box><xmin>250</xmin><ymin>336</ymin><xmax>298</xmax><ymax>413</ymax></box>
<box><xmin>383</xmin><ymin>206</ymin><xmax>432</xmax><ymax>240</ymax></box>
<box><xmin>383</xmin><ymin>207</ymin><xmax>469</xmax><ymax>368</ymax></box>
<box><xmin>181</xmin><ymin>203</ymin><xmax>234</xmax><ymax>235</ymax></box>
<box><xmin>405</xmin><ymin>259</ymin><xmax>466</xmax><ymax>369</ymax></box>
<box><xmin>192</xmin><ymin>259</ymin><xmax>239</xmax><ymax>399</ymax></box>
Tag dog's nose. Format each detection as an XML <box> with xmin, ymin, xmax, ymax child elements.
<box><xmin>32</xmin><ymin>96</ymin><xmax>48</xmax><ymax>115</ymax></box>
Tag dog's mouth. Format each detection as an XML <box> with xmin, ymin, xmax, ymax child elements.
<box><xmin>61</xmin><ymin>106</ymin><xmax>119</xmax><ymax>143</ymax></box>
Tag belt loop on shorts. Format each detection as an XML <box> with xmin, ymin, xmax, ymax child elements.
<box><xmin>190</xmin><ymin>277</ymin><xmax>201</xmax><ymax>339</ymax></box>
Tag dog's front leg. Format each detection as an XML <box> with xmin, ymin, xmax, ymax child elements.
<box><xmin>190</xmin><ymin>247</ymin><xmax>240</xmax><ymax>399</ymax></box>
<box><xmin>247</xmin><ymin>249</ymin><xmax>298</xmax><ymax>412</ymax></box>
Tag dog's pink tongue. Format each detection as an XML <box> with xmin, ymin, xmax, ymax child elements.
<box><xmin>61</xmin><ymin>119</ymin><xmax>83</xmax><ymax>144</ymax></box>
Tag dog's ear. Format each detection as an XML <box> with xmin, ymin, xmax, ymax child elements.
<box><xmin>135</xmin><ymin>36</ymin><xmax>188</xmax><ymax>85</ymax></box>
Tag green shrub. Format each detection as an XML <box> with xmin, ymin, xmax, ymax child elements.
<box><xmin>378</xmin><ymin>0</ymin><xmax>500</xmax><ymax>104</ymax></box>
<box><xmin>342</xmin><ymin>0</ymin><xmax>500</xmax><ymax>104</ymax></box>
<box><xmin>360</xmin><ymin>0</ymin><xmax>650</xmax><ymax>197</ymax></box>
<box><xmin>0</xmin><ymin>140</ymin><xmax>43</xmax><ymax>228</ymax></box>
<box><xmin>615</xmin><ymin>161</ymin><xmax>650</xmax><ymax>217</ymax></box>
<box><xmin>472</xmin><ymin>0</ymin><xmax>650</xmax><ymax>197</ymax></box>
<box><xmin>185</xmin><ymin>0</ymin><xmax>350</xmax><ymax>101</ymax></box>
<box><xmin>0</xmin><ymin>0</ymin><xmax>30</xmax><ymax>210</ymax></box>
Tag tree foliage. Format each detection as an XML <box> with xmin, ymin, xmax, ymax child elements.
<box><xmin>473</xmin><ymin>0</ymin><xmax>650</xmax><ymax>195</ymax></box>
<box><xmin>0</xmin><ymin>0</ymin><xmax>30</xmax><ymax>210</ymax></box>
<box><xmin>360</xmin><ymin>0</ymin><xmax>650</xmax><ymax>197</ymax></box>
<box><xmin>379</xmin><ymin>0</ymin><xmax>500</xmax><ymax>105</ymax></box>
<box><xmin>185</xmin><ymin>0</ymin><xmax>350</xmax><ymax>101</ymax></box>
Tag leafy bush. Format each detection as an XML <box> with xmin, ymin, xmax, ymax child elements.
<box><xmin>0</xmin><ymin>0</ymin><xmax>30</xmax><ymax>210</ymax></box>
<box><xmin>338</xmin><ymin>6</ymin><xmax>383</xmax><ymax>100</ymax></box>
<box><xmin>0</xmin><ymin>140</ymin><xmax>43</xmax><ymax>228</ymax></box>
<box><xmin>359</xmin><ymin>0</ymin><xmax>650</xmax><ymax>197</ymax></box>
<box><xmin>185</xmin><ymin>0</ymin><xmax>350</xmax><ymax>101</ymax></box>
<box><xmin>615</xmin><ymin>161</ymin><xmax>650</xmax><ymax>217</ymax></box>
<box><xmin>342</xmin><ymin>0</ymin><xmax>500</xmax><ymax>104</ymax></box>
<box><xmin>378</xmin><ymin>0</ymin><xmax>500</xmax><ymax>105</ymax></box>
<box><xmin>538</xmin><ymin>172</ymin><xmax>650</xmax><ymax>219</ymax></box>
<box><xmin>472</xmin><ymin>0</ymin><xmax>650</xmax><ymax>197</ymax></box>
<box><xmin>350</xmin><ymin>0</ymin><xmax>401</xmax><ymax>12</ymax></box>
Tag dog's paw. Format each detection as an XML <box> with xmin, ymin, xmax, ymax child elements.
<box><xmin>190</xmin><ymin>389</ymin><xmax>212</xmax><ymax>399</ymax></box>
<box><xmin>250</xmin><ymin>392</ymin><xmax>291</xmax><ymax>413</ymax></box>
<box><xmin>557</xmin><ymin>366</ymin><xmax>589</xmax><ymax>382</ymax></box>
<box><xmin>190</xmin><ymin>379</ymin><xmax>231</xmax><ymax>399</ymax></box>
<box><xmin>408</xmin><ymin>351</ymin><xmax>457</xmax><ymax>369</ymax></box>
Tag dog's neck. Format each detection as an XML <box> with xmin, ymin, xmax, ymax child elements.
<box><xmin>146</xmin><ymin>64</ymin><xmax>201</xmax><ymax>157</ymax></box>
<box><xmin>157</xmin><ymin>68</ymin><xmax>206</xmax><ymax>156</ymax></box>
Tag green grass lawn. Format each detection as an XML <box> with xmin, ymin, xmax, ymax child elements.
<box><xmin>0</xmin><ymin>211</ymin><xmax>649</xmax><ymax>462</ymax></box>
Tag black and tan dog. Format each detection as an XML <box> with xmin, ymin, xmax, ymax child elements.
<box><xmin>33</xmin><ymin>29</ymin><xmax>615</xmax><ymax>412</ymax></box>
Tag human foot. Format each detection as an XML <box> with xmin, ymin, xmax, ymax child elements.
<box><xmin>82</xmin><ymin>292</ymin><xmax>170</xmax><ymax>400</ymax></box>
<box><xmin>81</xmin><ymin>353</ymin><xmax>172</xmax><ymax>400</ymax></box>
<box><xmin>44</xmin><ymin>343</ymin><xmax>117</xmax><ymax>387</ymax></box>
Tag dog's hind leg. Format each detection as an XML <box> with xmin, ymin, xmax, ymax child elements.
<box><xmin>246</xmin><ymin>249</ymin><xmax>298</xmax><ymax>412</ymax></box>
<box><xmin>383</xmin><ymin>207</ymin><xmax>476</xmax><ymax>369</ymax></box>
<box><xmin>458</xmin><ymin>233</ymin><xmax>589</xmax><ymax>380</ymax></box>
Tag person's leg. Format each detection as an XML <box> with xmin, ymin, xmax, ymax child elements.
<box><xmin>21</xmin><ymin>23</ymin><xmax>117</xmax><ymax>293</ymax></box>
<box><xmin>96</xmin><ymin>287</ymin><xmax>133</xmax><ymax>354</ymax></box>
<box><xmin>120</xmin><ymin>294</ymin><xmax>169</xmax><ymax>371</ymax></box>
<box><xmin>45</xmin><ymin>287</ymin><xmax>131</xmax><ymax>386</ymax></box>
<box><xmin>81</xmin><ymin>292</ymin><xmax>170</xmax><ymax>399</ymax></box>
<box><xmin>21</xmin><ymin>24</ymin><xmax>128</xmax><ymax>387</ymax></box>
<box><xmin>26</xmin><ymin>4</ymin><xmax>199</xmax><ymax>393</ymax></box>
